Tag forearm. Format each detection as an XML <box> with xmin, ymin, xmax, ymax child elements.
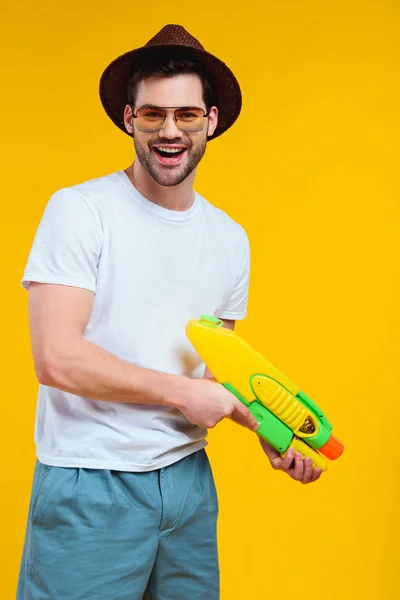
<box><xmin>37</xmin><ymin>337</ymin><xmax>186</xmax><ymax>407</ymax></box>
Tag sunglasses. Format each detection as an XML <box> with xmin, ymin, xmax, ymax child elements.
<box><xmin>131</xmin><ymin>105</ymin><xmax>210</xmax><ymax>133</ymax></box>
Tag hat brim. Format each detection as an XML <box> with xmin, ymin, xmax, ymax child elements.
<box><xmin>99</xmin><ymin>45</ymin><xmax>242</xmax><ymax>141</ymax></box>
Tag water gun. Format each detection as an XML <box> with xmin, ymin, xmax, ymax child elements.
<box><xmin>186</xmin><ymin>315</ymin><xmax>344</xmax><ymax>471</ymax></box>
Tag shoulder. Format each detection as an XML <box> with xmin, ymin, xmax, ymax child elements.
<box><xmin>46</xmin><ymin>171</ymin><xmax>123</xmax><ymax>219</ymax></box>
<box><xmin>64</xmin><ymin>171</ymin><xmax>121</xmax><ymax>206</ymax></box>
<box><xmin>198</xmin><ymin>194</ymin><xmax>249</xmax><ymax>248</ymax></box>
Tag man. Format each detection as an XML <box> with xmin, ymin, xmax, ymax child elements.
<box><xmin>17</xmin><ymin>24</ymin><xmax>322</xmax><ymax>600</ymax></box>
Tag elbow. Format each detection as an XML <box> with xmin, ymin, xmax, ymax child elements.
<box><xmin>31</xmin><ymin>335</ymin><xmax>84</xmax><ymax>390</ymax></box>
<box><xmin>34</xmin><ymin>353</ymin><xmax>66</xmax><ymax>388</ymax></box>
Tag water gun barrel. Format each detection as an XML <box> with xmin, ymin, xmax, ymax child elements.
<box><xmin>186</xmin><ymin>315</ymin><xmax>344</xmax><ymax>471</ymax></box>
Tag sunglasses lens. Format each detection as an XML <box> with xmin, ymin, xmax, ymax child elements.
<box><xmin>134</xmin><ymin>107</ymin><xmax>206</xmax><ymax>133</ymax></box>
<box><xmin>175</xmin><ymin>108</ymin><xmax>206</xmax><ymax>132</ymax></box>
<box><xmin>135</xmin><ymin>108</ymin><xmax>166</xmax><ymax>133</ymax></box>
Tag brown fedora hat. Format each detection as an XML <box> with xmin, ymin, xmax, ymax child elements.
<box><xmin>99</xmin><ymin>24</ymin><xmax>242</xmax><ymax>141</ymax></box>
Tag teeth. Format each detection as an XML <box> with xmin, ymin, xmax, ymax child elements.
<box><xmin>155</xmin><ymin>147</ymin><xmax>184</xmax><ymax>153</ymax></box>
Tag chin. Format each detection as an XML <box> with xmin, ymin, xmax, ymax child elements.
<box><xmin>154</xmin><ymin>175</ymin><xmax>189</xmax><ymax>187</ymax></box>
<box><xmin>150</xmin><ymin>165</ymin><xmax>194</xmax><ymax>187</ymax></box>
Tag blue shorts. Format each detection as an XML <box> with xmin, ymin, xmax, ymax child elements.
<box><xmin>17</xmin><ymin>449</ymin><xmax>219</xmax><ymax>599</ymax></box>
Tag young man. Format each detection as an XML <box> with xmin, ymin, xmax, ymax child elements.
<box><xmin>17</xmin><ymin>24</ymin><xmax>321</xmax><ymax>600</ymax></box>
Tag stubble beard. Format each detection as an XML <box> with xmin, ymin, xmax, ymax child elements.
<box><xmin>133</xmin><ymin>136</ymin><xmax>207</xmax><ymax>187</ymax></box>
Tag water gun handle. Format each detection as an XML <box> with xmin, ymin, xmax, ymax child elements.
<box><xmin>284</xmin><ymin>438</ymin><xmax>328</xmax><ymax>471</ymax></box>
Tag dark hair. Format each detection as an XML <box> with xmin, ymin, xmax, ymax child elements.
<box><xmin>126</xmin><ymin>57</ymin><xmax>215</xmax><ymax>111</ymax></box>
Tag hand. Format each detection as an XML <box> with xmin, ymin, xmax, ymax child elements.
<box><xmin>175</xmin><ymin>378</ymin><xmax>259</xmax><ymax>431</ymax></box>
<box><xmin>259</xmin><ymin>438</ymin><xmax>323</xmax><ymax>484</ymax></box>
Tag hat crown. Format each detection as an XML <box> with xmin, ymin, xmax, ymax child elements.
<box><xmin>145</xmin><ymin>24</ymin><xmax>205</xmax><ymax>51</ymax></box>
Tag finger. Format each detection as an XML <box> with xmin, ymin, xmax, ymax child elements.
<box><xmin>301</xmin><ymin>457</ymin><xmax>313</xmax><ymax>484</ymax></box>
<box><xmin>291</xmin><ymin>452</ymin><xmax>304</xmax><ymax>480</ymax></box>
<box><xmin>232</xmin><ymin>400</ymin><xmax>259</xmax><ymax>430</ymax></box>
<box><xmin>231</xmin><ymin>408</ymin><xmax>256</xmax><ymax>429</ymax></box>
<box><xmin>311</xmin><ymin>467</ymin><xmax>323</xmax><ymax>483</ymax></box>
<box><xmin>280</xmin><ymin>446</ymin><xmax>295</xmax><ymax>470</ymax></box>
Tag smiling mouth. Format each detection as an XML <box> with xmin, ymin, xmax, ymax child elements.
<box><xmin>152</xmin><ymin>146</ymin><xmax>187</xmax><ymax>165</ymax></box>
<box><xmin>154</xmin><ymin>147</ymin><xmax>185</xmax><ymax>158</ymax></box>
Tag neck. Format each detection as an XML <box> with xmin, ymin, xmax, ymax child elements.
<box><xmin>124</xmin><ymin>161</ymin><xmax>196</xmax><ymax>211</ymax></box>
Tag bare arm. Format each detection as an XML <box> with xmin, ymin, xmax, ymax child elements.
<box><xmin>28</xmin><ymin>283</ymin><xmax>258</xmax><ymax>430</ymax></box>
<box><xmin>29</xmin><ymin>282</ymin><xmax>181</xmax><ymax>406</ymax></box>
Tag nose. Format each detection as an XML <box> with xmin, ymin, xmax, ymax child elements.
<box><xmin>159</xmin><ymin>114</ymin><xmax>183</xmax><ymax>139</ymax></box>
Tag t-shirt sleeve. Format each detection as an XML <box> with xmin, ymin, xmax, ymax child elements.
<box><xmin>21</xmin><ymin>188</ymin><xmax>102</xmax><ymax>293</ymax></box>
<box><xmin>218</xmin><ymin>228</ymin><xmax>251</xmax><ymax>321</ymax></box>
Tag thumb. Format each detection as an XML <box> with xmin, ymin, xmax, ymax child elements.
<box><xmin>270</xmin><ymin>455</ymin><xmax>284</xmax><ymax>469</ymax></box>
<box><xmin>258</xmin><ymin>437</ymin><xmax>281</xmax><ymax>464</ymax></box>
<box><xmin>232</xmin><ymin>400</ymin><xmax>259</xmax><ymax>431</ymax></box>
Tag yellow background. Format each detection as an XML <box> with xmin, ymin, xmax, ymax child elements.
<box><xmin>1</xmin><ymin>1</ymin><xmax>399</xmax><ymax>598</ymax></box>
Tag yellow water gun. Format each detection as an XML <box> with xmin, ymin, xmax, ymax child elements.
<box><xmin>186</xmin><ymin>315</ymin><xmax>344</xmax><ymax>471</ymax></box>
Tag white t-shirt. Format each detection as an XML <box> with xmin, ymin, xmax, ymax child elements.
<box><xmin>21</xmin><ymin>170</ymin><xmax>250</xmax><ymax>471</ymax></box>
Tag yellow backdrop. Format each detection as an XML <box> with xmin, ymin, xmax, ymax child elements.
<box><xmin>1</xmin><ymin>1</ymin><xmax>399</xmax><ymax>598</ymax></box>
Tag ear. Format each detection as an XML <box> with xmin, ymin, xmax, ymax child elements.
<box><xmin>123</xmin><ymin>104</ymin><xmax>134</xmax><ymax>135</ymax></box>
<box><xmin>207</xmin><ymin>106</ymin><xmax>218</xmax><ymax>137</ymax></box>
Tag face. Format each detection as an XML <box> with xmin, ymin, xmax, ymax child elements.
<box><xmin>124</xmin><ymin>74</ymin><xmax>218</xmax><ymax>187</ymax></box>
